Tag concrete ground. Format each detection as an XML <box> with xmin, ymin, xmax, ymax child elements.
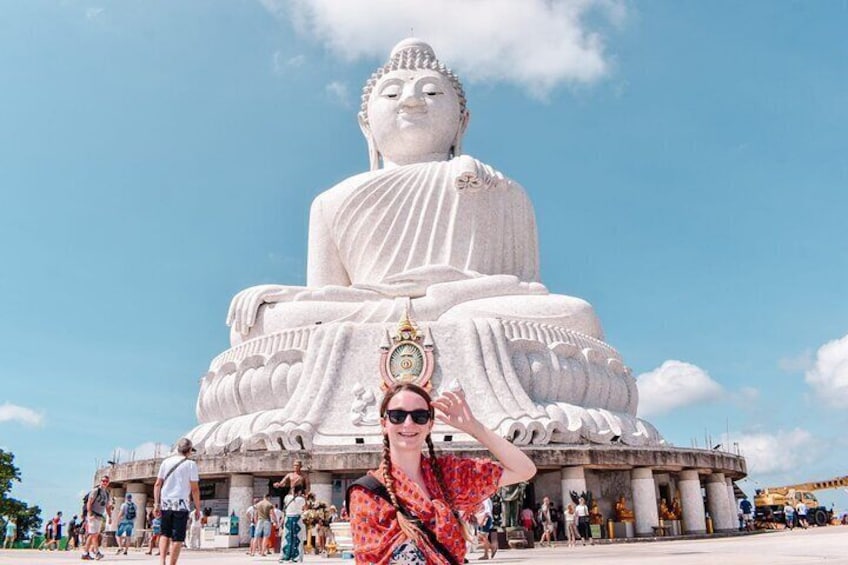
<box><xmin>1</xmin><ymin>526</ymin><xmax>846</xmax><ymax>564</ymax></box>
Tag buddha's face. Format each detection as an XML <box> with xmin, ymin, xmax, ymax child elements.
<box><xmin>366</xmin><ymin>69</ymin><xmax>463</xmax><ymax>163</ymax></box>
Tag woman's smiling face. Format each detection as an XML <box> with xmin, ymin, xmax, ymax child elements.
<box><xmin>382</xmin><ymin>389</ymin><xmax>433</xmax><ymax>450</ymax></box>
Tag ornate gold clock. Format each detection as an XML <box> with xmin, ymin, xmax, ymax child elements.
<box><xmin>379</xmin><ymin>310</ymin><xmax>435</xmax><ymax>391</ymax></box>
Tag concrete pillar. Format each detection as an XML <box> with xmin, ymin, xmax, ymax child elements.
<box><xmin>311</xmin><ymin>472</ymin><xmax>333</xmax><ymax>507</ymax></box>
<box><xmin>110</xmin><ymin>487</ymin><xmax>125</xmax><ymax>533</ymax></box>
<box><xmin>678</xmin><ymin>470</ymin><xmax>706</xmax><ymax>534</ymax></box>
<box><xmin>229</xmin><ymin>474</ymin><xmax>254</xmax><ymax>545</ymax></box>
<box><xmin>631</xmin><ymin>468</ymin><xmax>659</xmax><ymax>537</ymax></box>
<box><xmin>726</xmin><ymin>477</ymin><xmax>738</xmax><ymax>527</ymax></box>
<box><xmin>560</xmin><ymin>466</ymin><xmax>588</xmax><ymax>508</ymax></box>
<box><xmin>706</xmin><ymin>473</ymin><xmax>735</xmax><ymax>532</ymax></box>
<box><xmin>126</xmin><ymin>483</ymin><xmax>148</xmax><ymax>540</ymax></box>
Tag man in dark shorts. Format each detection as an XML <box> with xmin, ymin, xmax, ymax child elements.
<box><xmin>153</xmin><ymin>438</ymin><xmax>201</xmax><ymax>565</ymax></box>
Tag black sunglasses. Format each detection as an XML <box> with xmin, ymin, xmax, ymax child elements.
<box><xmin>385</xmin><ymin>409</ymin><xmax>432</xmax><ymax>425</ymax></box>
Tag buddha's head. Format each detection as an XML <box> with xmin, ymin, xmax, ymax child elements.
<box><xmin>359</xmin><ymin>38</ymin><xmax>470</xmax><ymax>170</ymax></box>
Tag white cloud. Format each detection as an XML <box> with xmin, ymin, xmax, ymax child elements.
<box><xmin>735</xmin><ymin>428</ymin><xmax>818</xmax><ymax>475</ymax></box>
<box><xmin>271</xmin><ymin>0</ymin><xmax>625</xmax><ymax>97</ymax></box>
<box><xmin>805</xmin><ymin>334</ymin><xmax>848</xmax><ymax>408</ymax></box>
<box><xmin>737</xmin><ymin>386</ymin><xmax>759</xmax><ymax>402</ymax></box>
<box><xmin>110</xmin><ymin>441</ymin><xmax>171</xmax><ymax>463</ymax></box>
<box><xmin>0</xmin><ymin>403</ymin><xmax>44</xmax><ymax>426</ymax></box>
<box><xmin>325</xmin><ymin>81</ymin><xmax>351</xmax><ymax>107</ymax></box>
<box><xmin>778</xmin><ymin>350</ymin><xmax>814</xmax><ymax>373</ymax></box>
<box><xmin>636</xmin><ymin>360</ymin><xmax>724</xmax><ymax>417</ymax></box>
<box><xmin>273</xmin><ymin>51</ymin><xmax>307</xmax><ymax>74</ymax></box>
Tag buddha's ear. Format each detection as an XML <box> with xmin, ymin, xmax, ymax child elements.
<box><xmin>358</xmin><ymin>114</ymin><xmax>381</xmax><ymax>171</ymax></box>
<box><xmin>451</xmin><ymin>109</ymin><xmax>471</xmax><ymax>158</ymax></box>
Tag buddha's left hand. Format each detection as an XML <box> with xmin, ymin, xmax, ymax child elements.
<box><xmin>432</xmin><ymin>390</ymin><xmax>482</xmax><ymax>436</ymax></box>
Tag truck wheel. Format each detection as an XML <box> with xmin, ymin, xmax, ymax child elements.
<box><xmin>813</xmin><ymin>509</ymin><xmax>828</xmax><ymax>527</ymax></box>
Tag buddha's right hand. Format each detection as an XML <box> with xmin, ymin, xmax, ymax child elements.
<box><xmin>226</xmin><ymin>284</ymin><xmax>300</xmax><ymax>336</ymax></box>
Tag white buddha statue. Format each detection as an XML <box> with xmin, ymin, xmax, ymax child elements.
<box><xmin>226</xmin><ymin>38</ymin><xmax>602</xmax><ymax>346</ymax></box>
<box><xmin>187</xmin><ymin>39</ymin><xmax>663</xmax><ymax>453</ymax></box>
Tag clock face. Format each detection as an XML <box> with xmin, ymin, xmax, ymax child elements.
<box><xmin>388</xmin><ymin>342</ymin><xmax>425</xmax><ymax>382</ymax></box>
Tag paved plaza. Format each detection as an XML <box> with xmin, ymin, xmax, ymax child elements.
<box><xmin>2</xmin><ymin>527</ymin><xmax>847</xmax><ymax>565</ymax></box>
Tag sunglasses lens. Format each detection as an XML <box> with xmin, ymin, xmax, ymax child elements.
<box><xmin>386</xmin><ymin>409</ymin><xmax>431</xmax><ymax>425</ymax></box>
<box><xmin>411</xmin><ymin>410</ymin><xmax>431</xmax><ymax>424</ymax></box>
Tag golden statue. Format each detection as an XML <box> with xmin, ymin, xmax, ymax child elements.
<box><xmin>669</xmin><ymin>496</ymin><xmax>682</xmax><ymax>520</ymax></box>
<box><xmin>658</xmin><ymin>498</ymin><xmax>674</xmax><ymax>521</ymax></box>
<box><xmin>615</xmin><ymin>496</ymin><xmax>635</xmax><ymax>523</ymax></box>
<box><xmin>589</xmin><ymin>500</ymin><xmax>604</xmax><ymax>525</ymax></box>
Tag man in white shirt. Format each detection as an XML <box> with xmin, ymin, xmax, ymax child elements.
<box><xmin>153</xmin><ymin>438</ymin><xmax>201</xmax><ymax>565</ymax></box>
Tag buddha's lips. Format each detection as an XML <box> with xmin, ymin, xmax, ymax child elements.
<box><xmin>398</xmin><ymin>109</ymin><xmax>427</xmax><ymax>119</ymax></box>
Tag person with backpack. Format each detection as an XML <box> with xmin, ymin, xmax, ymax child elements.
<box><xmin>153</xmin><ymin>437</ymin><xmax>201</xmax><ymax>565</ymax></box>
<box><xmin>346</xmin><ymin>384</ymin><xmax>536</xmax><ymax>565</ymax></box>
<box><xmin>115</xmin><ymin>493</ymin><xmax>138</xmax><ymax>555</ymax></box>
<box><xmin>82</xmin><ymin>475</ymin><xmax>113</xmax><ymax>560</ymax></box>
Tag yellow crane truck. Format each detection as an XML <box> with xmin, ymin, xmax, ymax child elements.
<box><xmin>754</xmin><ymin>475</ymin><xmax>848</xmax><ymax>526</ymax></box>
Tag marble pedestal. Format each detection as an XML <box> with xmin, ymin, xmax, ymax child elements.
<box><xmin>188</xmin><ymin>318</ymin><xmax>663</xmax><ymax>455</ymax></box>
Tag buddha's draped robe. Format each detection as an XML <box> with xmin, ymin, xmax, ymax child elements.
<box><xmin>317</xmin><ymin>158</ymin><xmax>539</xmax><ymax>296</ymax></box>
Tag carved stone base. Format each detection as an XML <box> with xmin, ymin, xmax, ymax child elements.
<box><xmin>187</xmin><ymin>318</ymin><xmax>663</xmax><ymax>454</ymax></box>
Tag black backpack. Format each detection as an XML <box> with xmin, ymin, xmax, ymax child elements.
<box><xmin>125</xmin><ymin>501</ymin><xmax>137</xmax><ymax>521</ymax></box>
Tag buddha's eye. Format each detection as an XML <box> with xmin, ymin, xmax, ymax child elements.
<box><xmin>422</xmin><ymin>85</ymin><xmax>442</xmax><ymax>97</ymax></box>
<box><xmin>380</xmin><ymin>84</ymin><xmax>402</xmax><ymax>99</ymax></box>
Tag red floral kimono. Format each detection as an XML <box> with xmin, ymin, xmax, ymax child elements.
<box><xmin>350</xmin><ymin>455</ymin><xmax>503</xmax><ymax>565</ymax></box>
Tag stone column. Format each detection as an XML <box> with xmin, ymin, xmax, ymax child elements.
<box><xmin>560</xmin><ymin>466</ymin><xmax>587</xmax><ymax>508</ymax></box>
<box><xmin>110</xmin><ymin>487</ymin><xmax>125</xmax><ymax>533</ymax></box>
<box><xmin>630</xmin><ymin>468</ymin><xmax>659</xmax><ymax>537</ymax></box>
<box><xmin>311</xmin><ymin>472</ymin><xmax>333</xmax><ymax>507</ymax></box>
<box><xmin>229</xmin><ymin>474</ymin><xmax>254</xmax><ymax>545</ymax></box>
<box><xmin>126</xmin><ymin>483</ymin><xmax>148</xmax><ymax>539</ymax></box>
<box><xmin>706</xmin><ymin>473</ymin><xmax>735</xmax><ymax>532</ymax></box>
<box><xmin>726</xmin><ymin>477</ymin><xmax>738</xmax><ymax>526</ymax></box>
<box><xmin>678</xmin><ymin>470</ymin><xmax>706</xmax><ymax>534</ymax></box>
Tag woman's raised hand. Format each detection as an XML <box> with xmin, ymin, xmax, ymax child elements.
<box><xmin>432</xmin><ymin>390</ymin><xmax>481</xmax><ymax>436</ymax></box>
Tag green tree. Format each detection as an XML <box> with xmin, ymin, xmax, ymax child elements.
<box><xmin>0</xmin><ymin>449</ymin><xmax>42</xmax><ymax>542</ymax></box>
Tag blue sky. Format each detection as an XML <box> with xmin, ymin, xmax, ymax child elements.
<box><xmin>1</xmin><ymin>1</ymin><xmax>847</xmax><ymax>522</ymax></box>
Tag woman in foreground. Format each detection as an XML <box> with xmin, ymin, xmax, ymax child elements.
<box><xmin>348</xmin><ymin>383</ymin><xmax>536</xmax><ymax>565</ymax></box>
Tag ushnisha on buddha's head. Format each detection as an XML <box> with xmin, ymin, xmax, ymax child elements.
<box><xmin>359</xmin><ymin>38</ymin><xmax>470</xmax><ymax>171</ymax></box>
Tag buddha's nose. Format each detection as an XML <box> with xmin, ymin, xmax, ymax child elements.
<box><xmin>399</xmin><ymin>88</ymin><xmax>425</xmax><ymax>108</ymax></box>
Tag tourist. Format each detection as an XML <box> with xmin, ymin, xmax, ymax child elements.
<box><xmin>347</xmin><ymin>384</ymin><xmax>536</xmax><ymax>564</ymax></box>
<box><xmin>67</xmin><ymin>515</ymin><xmax>80</xmax><ymax>550</ymax></box>
<box><xmin>245</xmin><ymin>497</ymin><xmax>258</xmax><ymax>556</ymax></box>
<box><xmin>325</xmin><ymin>505</ymin><xmax>338</xmax><ymax>547</ymax></box>
<box><xmin>115</xmin><ymin>493</ymin><xmax>137</xmax><ymax>555</ymax></box>
<box><xmin>185</xmin><ymin>509</ymin><xmax>202</xmax><ymax>550</ymax></box>
<box><xmin>145</xmin><ymin>510</ymin><xmax>161</xmax><ymax>555</ymax></box>
<box><xmin>520</xmin><ymin>505</ymin><xmax>536</xmax><ymax>539</ymax></box>
<box><xmin>538</xmin><ymin>497</ymin><xmax>555</xmax><ymax>547</ymax></box>
<box><xmin>82</xmin><ymin>474</ymin><xmax>113</xmax><ymax>560</ymax></box>
<box><xmin>475</xmin><ymin>496</ymin><xmax>498</xmax><ymax>560</ymax></box>
<box><xmin>254</xmin><ymin>493</ymin><xmax>275</xmax><ymax>557</ymax></box>
<box><xmin>783</xmin><ymin>502</ymin><xmax>795</xmax><ymax>529</ymax></box>
<box><xmin>309</xmin><ymin>495</ymin><xmax>328</xmax><ymax>555</ymax></box>
<box><xmin>280</xmin><ymin>484</ymin><xmax>307</xmax><ymax>562</ymax></box>
<box><xmin>153</xmin><ymin>437</ymin><xmax>201</xmax><ymax>565</ymax></box>
<box><xmin>565</xmin><ymin>503</ymin><xmax>578</xmax><ymax>547</ymax></box>
<box><xmin>3</xmin><ymin>518</ymin><xmax>15</xmax><ymax>549</ymax></box>
<box><xmin>575</xmin><ymin>497</ymin><xmax>591</xmax><ymax>545</ymax></box>
<box><xmin>273</xmin><ymin>461</ymin><xmax>311</xmax><ymax>497</ymax></box>
<box><xmin>38</xmin><ymin>518</ymin><xmax>54</xmax><ymax>550</ymax></box>
<box><xmin>739</xmin><ymin>496</ymin><xmax>754</xmax><ymax>531</ymax></box>
<box><xmin>795</xmin><ymin>501</ymin><xmax>808</xmax><ymax>529</ymax></box>
<box><xmin>273</xmin><ymin>503</ymin><xmax>284</xmax><ymax>541</ymax></box>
